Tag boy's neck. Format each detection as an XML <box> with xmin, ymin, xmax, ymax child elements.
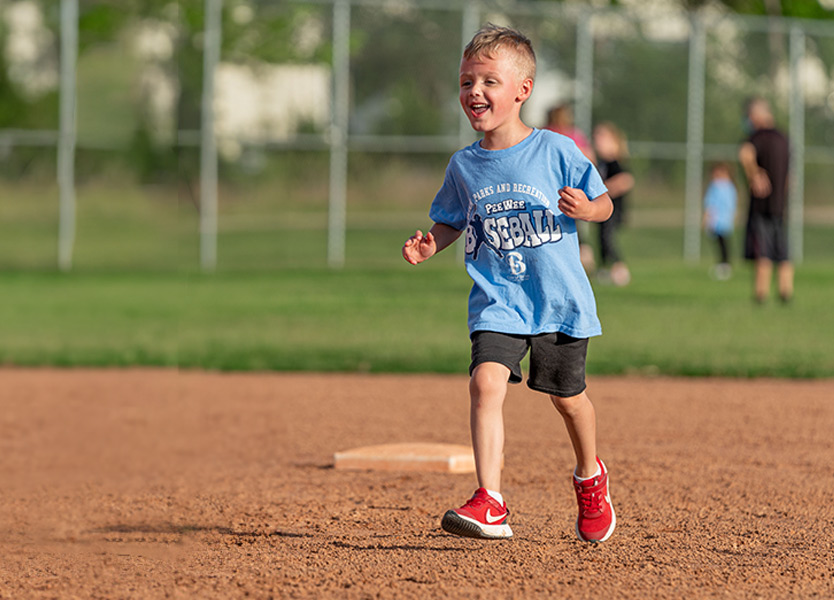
<box><xmin>480</xmin><ymin>121</ymin><xmax>534</xmax><ymax>151</ymax></box>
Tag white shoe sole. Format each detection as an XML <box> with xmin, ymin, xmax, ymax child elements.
<box><xmin>441</xmin><ymin>511</ymin><xmax>513</xmax><ymax>539</ymax></box>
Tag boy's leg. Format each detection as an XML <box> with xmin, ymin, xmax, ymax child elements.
<box><xmin>440</xmin><ymin>362</ymin><xmax>512</xmax><ymax>540</ymax></box>
<box><xmin>527</xmin><ymin>334</ymin><xmax>596</xmax><ymax>477</ymax></box>
<box><xmin>528</xmin><ymin>334</ymin><xmax>615</xmax><ymax>542</ymax></box>
<box><xmin>440</xmin><ymin>333</ymin><xmax>524</xmax><ymax>540</ymax></box>
<box><xmin>470</xmin><ymin>362</ymin><xmax>511</xmax><ymax>492</ymax></box>
<box><xmin>552</xmin><ymin>391</ymin><xmax>615</xmax><ymax>543</ymax></box>
<box><xmin>549</xmin><ymin>391</ymin><xmax>597</xmax><ymax>478</ymax></box>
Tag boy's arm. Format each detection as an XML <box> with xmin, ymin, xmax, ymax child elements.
<box><xmin>402</xmin><ymin>223</ymin><xmax>462</xmax><ymax>265</ymax></box>
<box><xmin>558</xmin><ymin>187</ymin><xmax>614</xmax><ymax>223</ymax></box>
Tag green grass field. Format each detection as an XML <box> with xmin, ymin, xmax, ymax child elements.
<box><xmin>2</xmin><ymin>224</ymin><xmax>832</xmax><ymax>377</ymax></box>
<box><xmin>1</xmin><ymin>178</ymin><xmax>831</xmax><ymax>377</ymax></box>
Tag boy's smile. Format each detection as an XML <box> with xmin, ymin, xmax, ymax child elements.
<box><xmin>459</xmin><ymin>49</ymin><xmax>533</xmax><ymax>149</ymax></box>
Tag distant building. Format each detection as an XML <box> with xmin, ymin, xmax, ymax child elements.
<box><xmin>3</xmin><ymin>0</ymin><xmax>58</xmax><ymax>98</ymax></box>
<box><xmin>214</xmin><ymin>62</ymin><xmax>330</xmax><ymax>160</ymax></box>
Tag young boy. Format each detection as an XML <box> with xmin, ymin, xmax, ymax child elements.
<box><xmin>402</xmin><ymin>24</ymin><xmax>615</xmax><ymax>543</ymax></box>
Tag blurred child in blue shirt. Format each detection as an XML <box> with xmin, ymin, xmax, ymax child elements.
<box><xmin>702</xmin><ymin>162</ymin><xmax>738</xmax><ymax>280</ymax></box>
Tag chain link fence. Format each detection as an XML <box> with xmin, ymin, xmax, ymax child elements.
<box><xmin>2</xmin><ymin>0</ymin><xmax>833</xmax><ymax>271</ymax></box>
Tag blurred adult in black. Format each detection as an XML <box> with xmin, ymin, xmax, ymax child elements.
<box><xmin>738</xmin><ymin>97</ymin><xmax>793</xmax><ymax>303</ymax></box>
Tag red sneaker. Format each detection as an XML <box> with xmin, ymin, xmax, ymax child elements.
<box><xmin>441</xmin><ymin>488</ymin><xmax>513</xmax><ymax>539</ymax></box>
<box><xmin>573</xmin><ymin>457</ymin><xmax>616</xmax><ymax>542</ymax></box>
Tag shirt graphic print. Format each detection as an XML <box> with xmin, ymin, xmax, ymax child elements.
<box><xmin>430</xmin><ymin>129</ymin><xmax>608</xmax><ymax>337</ymax></box>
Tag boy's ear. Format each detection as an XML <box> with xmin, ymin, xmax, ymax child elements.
<box><xmin>516</xmin><ymin>78</ymin><xmax>534</xmax><ymax>103</ymax></box>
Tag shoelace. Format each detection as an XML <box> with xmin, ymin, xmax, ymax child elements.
<box><xmin>575</xmin><ymin>480</ymin><xmax>604</xmax><ymax>514</ymax></box>
<box><xmin>463</xmin><ymin>493</ymin><xmax>490</xmax><ymax>510</ymax></box>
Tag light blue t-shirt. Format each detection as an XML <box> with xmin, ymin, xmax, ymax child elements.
<box><xmin>703</xmin><ymin>179</ymin><xmax>737</xmax><ymax>235</ymax></box>
<box><xmin>430</xmin><ymin>129</ymin><xmax>608</xmax><ymax>338</ymax></box>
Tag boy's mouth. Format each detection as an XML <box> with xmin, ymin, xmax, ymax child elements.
<box><xmin>470</xmin><ymin>102</ymin><xmax>490</xmax><ymax>117</ymax></box>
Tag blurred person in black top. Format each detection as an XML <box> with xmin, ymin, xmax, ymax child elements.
<box><xmin>593</xmin><ymin>122</ymin><xmax>634</xmax><ymax>287</ymax></box>
<box><xmin>738</xmin><ymin>97</ymin><xmax>793</xmax><ymax>304</ymax></box>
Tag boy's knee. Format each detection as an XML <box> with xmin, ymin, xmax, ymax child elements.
<box><xmin>470</xmin><ymin>362</ymin><xmax>509</xmax><ymax>398</ymax></box>
<box><xmin>550</xmin><ymin>391</ymin><xmax>587</xmax><ymax>416</ymax></box>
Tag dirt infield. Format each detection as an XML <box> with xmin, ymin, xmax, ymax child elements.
<box><xmin>1</xmin><ymin>369</ymin><xmax>833</xmax><ymax>599</ymax></box>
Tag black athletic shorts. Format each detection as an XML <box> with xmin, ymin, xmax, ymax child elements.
<box><xmin>469</xmin><ymin>330</ymin><xmax>588</xmax><ymax>398</ymax></box>
<box><xmin>745</xmin><ymin>212</ymin><xmax>788</xmax><ymax>262</ymax></box>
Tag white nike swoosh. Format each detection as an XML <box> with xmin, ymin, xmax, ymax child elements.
<box><xmin>485</xmin><ymin>509</ymin><xmax>507</xmax><ymax>524</ymax></box>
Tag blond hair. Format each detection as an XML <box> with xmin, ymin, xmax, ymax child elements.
<box><xmin>463</xmin><ymin>24</ymin><xmax>536</xmax><ymax>82</ymax></box>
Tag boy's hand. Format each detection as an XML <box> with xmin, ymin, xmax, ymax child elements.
<box><xmin>402</xmin><ymin>230</ymin><xmax>437</xmax><ymax>265</ymax></box>
<box><xmin>558</xmin><ymin>186</ymin><xmax>593</xmax><ymax>220</ymax></box>
<box><xmin>558</xmin><ymin>187</ymin><xmax>614</xmax><ymax>223</ymax></box>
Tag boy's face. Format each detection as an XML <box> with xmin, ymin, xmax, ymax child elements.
<box><xmin>459</xmin><ymin>49</ymin><xmax>532</xmax><ymax>134</ymax></box>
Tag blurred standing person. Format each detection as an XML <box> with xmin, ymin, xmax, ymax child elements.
<box><xmin>546</xmin><ymin>103</ymin><xmax>596</xmax><ymax>272</ymax></box>
<box><xmin>593</xmin><ymin>122</ymin><xmax>634</xmax><ymax>287</ymax></box>
<box><xmin>702</xmin><ymin>162</ymin><xmax>738</xmax><ymax>281</ymax></box>
<box><xmin>738</xmin><ymin>97</ymin><xmax>793</xmax><ymax>304</ymax></box>
<box><xmin>545</xmin><ymin>103</ymin><xmax>596</xmax><ymax>162</ymax></box>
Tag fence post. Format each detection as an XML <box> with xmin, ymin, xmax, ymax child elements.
<box><xmin>456</xmin><ymin>1</ymin><xmax>480</xmax><ymax>263</ymax></box>
<box><xmin>788</xmin><ymin>25</ymin><xmax>805</xmax><ymax>264</ymax></box>
<box><xmin>200</xmin><ymin>0</ymin><xmax>222</xmax><ymax>272</ymax></box>
<box><xmin>328</xmin><ymin>0</ymin><xmax>350</xmax><ymax>268</ymax></box>
<box><xmin>459</xmin><ymin>2</ymin><xmax>480</xmax><ymax>145</ymax></box>
<box><xmin>57</xmin><ymin>0</ymin><xmax>78</xmax><ymax>272</ymax></box>
<box><xmin>684</xmin><ymin>15</ymin><xmax>706</xmax><ymax>262</ymax></box>
<box><xmin>574</xmin><ymin>9</ymin><xmax>594</xmax><ymax>140</ymax></box>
